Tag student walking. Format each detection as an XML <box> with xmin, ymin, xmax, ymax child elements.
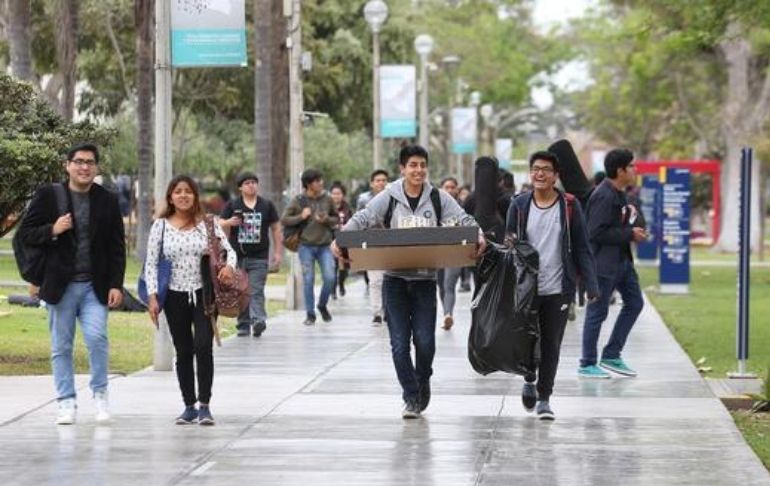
<box><xmin>506</xmin><ymin>150</ymin><xmax>598</xmax><ymax>420</ymax></box>
<box><xmin>281</xmin><ymin>169</ymin><xmax>339</xmax><ymax>326</ymax></box>
<box><xmin>329</xmin><ymin>182</ymin><xmax>353</xmax><ymax>299</ymax></box>
<box><xmin>333</xmin><ymin>145</ymin><xmax>485</xmax><ymax>419</ymax></box>
<box><xmin>146</xmin><ymin>175</ymin><xmax>237</xmax><ymax>425</ymax></box>
<box><xmin>18</xmin><ymin>143</ymin><xmax>126</xmax><ymax>425</ymax></box>
<box><xmin>579</xmin><ymin>149</ymin><xmax>647</xmax><ymax>379</ymax></box>
<box><xmin>220</xmin><ymin>172</ymin><xmax>282</xmax><ymax>338</ymax></box>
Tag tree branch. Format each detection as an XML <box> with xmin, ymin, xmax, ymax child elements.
<box><xmin>749</xmin><ymin>64</ymin><xmax>770</xmax><ymax>134</ymax></box>
<box><xmin>103</xmin><ymin>6</ymin><xmax>131</xmax><ymax>100</ymax></box>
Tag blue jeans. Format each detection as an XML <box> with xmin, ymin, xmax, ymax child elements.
<box><xmin>298</xmin><ymin>244</ymin><xmax>336</xmax><ymax>316</ymax></box>
<box><xmin>581</xmin><ymin>260</ymin><xmax>644</xmax><ymax>367</ymax></box>
<box><xmin>383</xmin><ymin>276</ymin><xmax>437</xmax><ymax>401</ymax></box>
<box><xmin>237</xmin><ymin>257</ymin><xmax>269</xmax><ymax>330</ymax></box>
<box><xmin>47</xmin><ymin>281</ymin><xmax>109</xmax><ymax>401</ymax></box>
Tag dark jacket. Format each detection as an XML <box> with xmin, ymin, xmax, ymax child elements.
<box><xmin>505</xmin><ymin>190</ymin><xmax>598</xmax><ymax>297</ymax></box>
<box><xmin>584</xmin><ymin>179</ymin><xmax>634</xmax><ymax>279</ymax></box>
<box><xmin>281</xmin><ymin>191</ymin><xmax>339</xmax><ymax>246</ymax></box>
<box><xmin>19</xmin><ymin>183</ymin><xmax>126</xmax><ymax>305</ymax></box>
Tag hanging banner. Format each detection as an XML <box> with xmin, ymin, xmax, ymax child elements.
<box><xmin>171</xmin><ymin>0</ymin><xmax>247</xmax><ymax>68</ymax></box>
<box><xmin>379</xmin><ymin>65</ymin><xmax>416</xmax><ymax>138</ymax></box>
<box><xmin>659</xmin><ymin>168</ymin><xmax>690</xmax><ymax>294</ymax></box>
<box><xmin>636</xmin><ymin>175</ymin><xmax>660</xmax><ymax>262</ymax></box>
<box><xmin>495</xmin><ymin>138</ymin><xmax>513</xmax><ymax>170</ymax></box>
<box><xmin>451</xmin><ymin>108</ymin><xmax>477</xmax><ymax>154</ymax></box>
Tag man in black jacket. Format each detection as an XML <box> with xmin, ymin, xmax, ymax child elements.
<box><xmin>506</xmin><ymin>150</ymin><xmax>598</xmax><ymax>420</ymax></box>
<box><xmin>19</xmin><ymin>143</ymin><xmax>126</xmax><ymax>425</ymax></box>
<box><xmin>579</xmin><ymin>149</ymin><xmax>646</xmax><ymax>379</ymax></box>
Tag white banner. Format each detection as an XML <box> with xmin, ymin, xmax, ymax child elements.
<box><xmin>451</xmin><ymin>108</ymin><xmax>477</xmax><ymax>154</ymax></box>
<box><xmin>495</xmin><ymin>138</ymin><xmax>513</xmax><ymax>169</ymax></box>
<box><xmin>379</xmin><ymin>65</ymin><xmax>416</xmax><ymax>138</ymax></box>
<box><xmin>171</xmin><ymin>0</ymin><xmax>247</xmax><ymax>67</ymax></box>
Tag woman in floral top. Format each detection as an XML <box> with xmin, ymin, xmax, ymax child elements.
<box><xmin>329</xmin><ymin>182</ymin><xmax>352</xmax><ymax>298</ymax></box>
<box><xmin>145</xmin><ymin>175</ymin><xmax>236</xmax><ymax>426</ymax></box>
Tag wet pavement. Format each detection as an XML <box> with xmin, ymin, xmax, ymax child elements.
<box><xmin>0</xmin><ymin>280</ymin><xmax>767</xmax><ymax>485</ymax></box>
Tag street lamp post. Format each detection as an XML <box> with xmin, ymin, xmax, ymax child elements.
<box><xmin>414</xmin><ymin>34</ymin><xmax>434</xmax><ymax>150</ymax></box>
<box><xmin>364</xmin><ymin>0</ymin><xmax>389</xmax><ymax>169</ymax></box>
<box><xmin>442</xmin><ymin>54</ymin><xmax>460</xmax><ymax>179</ymax></box>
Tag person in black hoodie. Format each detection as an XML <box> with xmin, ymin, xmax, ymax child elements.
<box><xmin>18</xmin><ymin>143</ymin><xmax>126</xmax><ymax>425</ymax></box>
<box><xmin>579</xmin><ymin>149</ymin><xmax>647</xmax><ymax>379</ymax></box>
<box><xmin>506</xmin><ymin>150</ymin><xmax>598</xmax><ymax>420</ymax></box>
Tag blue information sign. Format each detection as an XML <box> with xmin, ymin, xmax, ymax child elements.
<box><xmin>636</xmin><ymin>175</ymin><xmax>659</xmax><ymax>262</ymax></box>
<box><xmin>659</xmin><ymin>168</ymin><xmax>690</xmax><ymax>293</ymax></box>
<box><xmin>171</xmin><ymin>1</ymin><xmax>247</xmax><ymax>68</ymax></box>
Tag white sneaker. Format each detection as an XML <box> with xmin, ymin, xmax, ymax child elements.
<box><xmin>56</xmin><ymin>398</ymin><xmax>77</xmax><ymax>425</ymax></box>
<box><xmin>94</xmin><ymin>391</ymin><xmax>111</xmax><ymax>423</ymax></box>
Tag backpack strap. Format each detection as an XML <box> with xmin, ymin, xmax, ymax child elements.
<box><xmin>563</xmin><ymin>192</ymin><xmax>576</xmax><ymax>227</ymax></box>
<box><xmin>53</xmin><ymin>183</ymin><xmax>68</xmax><ymax>216</ymax></box>
<box><xmin>430</xmin><ymin>187</ymin><xmax>442</xmax><ymax>227</ymax></box>
<box><xmin>383</xmin><ymin>196</ymin><xmax>397</xmax><ymax>229</ymax></box>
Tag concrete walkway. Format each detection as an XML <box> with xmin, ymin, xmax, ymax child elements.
<box><xmin>0</xmin><ymin>280</ymin><xmax>767</xmax><ymax>485</ymax></box>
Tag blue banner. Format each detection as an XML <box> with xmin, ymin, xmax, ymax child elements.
<box><xmin>379</xmin><ymin>65</ymin><xmax>416</xmax><ymax>138</ymax></box>
<box><xmin>659</xmin><ymin>168</ymin><xmax>690</xmax><ymax>293</ymax></box>
<box><xmin>636</xmin><ymin>176</ymin><xmax>659</xmax><ymax>261</ymax></box>
<box><xmin>171</xmin><ymin>1</ymin><xmax>247</xmax><ymax>68</ymax></box>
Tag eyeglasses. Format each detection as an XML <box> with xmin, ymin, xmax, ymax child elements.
<box><xmin>530</xmin><ymin>166</ymin><xmax>555</xmax><ymax>175</ymax></box>
<box><xmin>70</xmin><ymin>158</ymin><xmax>97</xmax><ymax>167</ymax></box>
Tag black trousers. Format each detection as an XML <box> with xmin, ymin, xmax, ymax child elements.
<box><xmin>165</xmin><ymin>289</ymin><xmax>214</xmax><ymax>406</ymax></box>
<box><xmin>526</xmin><ymin>293</ymin><xmax>572</xmax><ymax>401</ymax></box>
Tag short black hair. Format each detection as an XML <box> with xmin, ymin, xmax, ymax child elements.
<box><xmin>398</xmin><ymin>144</ymin><xmax>429</xmax><ymax>166</ymax></box>
<box><xmin>498</xmin><ymin>169</ymin><xmax>514</xmax><ymax>189</ymax></box>
<box><xmin>604</xmin><ymin>149</ymin><xmax>634</xmax><ymax>178</ymax></box>
<box><xmin>301</xmin><ymin>168</ymin><xmax>323</xmax><ymax>189</ymax></box>
<box><xmin>67</xmin><ymin>143</ymin><xmax>100</xmax><ymax>164</ymax></box>
<box><xmin>370</xmin><ymin>169</ymin><xmax>389</xmax><ymax>181</ymax></box>
<box><xmin>528</xmin><ymin>150</ymin><xmax>559</xmax><ymax>173</ymax></box>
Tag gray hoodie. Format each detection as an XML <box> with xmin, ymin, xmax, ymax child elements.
<box><xmin>342</xmin><ymin>179</ymin><xmax>478</xmax><ymax>280</ymax></box>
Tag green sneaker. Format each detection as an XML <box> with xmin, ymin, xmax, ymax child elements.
<box><xmin>577</xmin><ymin>364</ymin><xmax>611</xmax><ymax>379</ymax></box>
<box><xmin>599</xmin><ymin>358</ymin><xmax>637</xmax><ymax>377</ymax></box>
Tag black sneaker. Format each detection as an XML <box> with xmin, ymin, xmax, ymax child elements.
<box><xmin>198</xmin><ymin>406</ymin><xmax>215</xmax><ymax>426</ymax></box>
<box><xmin>175</xmin><ymin>406</ymin><xmax>198</xmax><ymax>425</ymax></box>
<box><xmin>402</xmin><ymin>398</ymin><xmax>421</xmax><ymax>419</ymax></box>
<box><xmin>236</xmin><ymin>327</ymin><xmax>250</xmax><ymax>337</ymax></box>
<box><xmin>318</xmin><ymin>305</ymin><xmax>332</xmax><ymax>322</ymax></box>
<box><xmin>303</xmin><ymin>314</ymin><xmax>316</xmax><ymax>326</ymax></box>
<box><xmin>522</xmin><ymin>382</ymin><xmax>537</xmax><ymax>412</ymax></box>
<box><xmin>418</xmin><ymin>381</ymin><xmax>431</xmax><ymax>412</ymax></box>
<box><xmin>372</xmin><ymin>315</ymin><xmax>383</xmax><ymax>326</ymax></box>
<box><xmin>339</xmin><ymin>284</ymin><xmax>346</xmax><ymax>297</ymax></box>
<box><xmin>252</xmin><ymin>321</ymin><xmax>266</xmax><ymax>337</ymax></box>
<box><xmin>536</xmin><ymin>400</ymin><xmax>555</xmax><ymax>421</ymax></box>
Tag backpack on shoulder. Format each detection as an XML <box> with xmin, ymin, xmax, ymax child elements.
<box><xmin>12</xmin><ymin>184</ymin><xmax>68</xmax><ymax>285</ymax></box>
<box><xmin>282</xmin><ymin>195</ymin><xmax>309</xmax><ymax>252</ymax></box>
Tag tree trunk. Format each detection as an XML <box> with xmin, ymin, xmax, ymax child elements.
<box><xmin>135</xmin><ymin>0</ymin><xmax>154</xmax><ymax>261</ymax></box>
<box><xmin>7</xmin><ymin>0</ymin><xmax>34</xmax><ymax>82</ymax></box>
<box><xmin>715</xmin><ymin>24</ymin><xmax>763</xmax><ymax>252</ymax></box>
<box><xmin>56</xmin><ymin>0</ymin><xmax>78</xmax><ymax>121</ymax></box>
<box><xmin>271</xmin><ymin>0</ymin><xmax>289</xmax><ymax>207</ymax></box>
<box><xmin>254</xmin><ymin>0</ymin><xmax>274</xmax><ymax>202</ymax></box>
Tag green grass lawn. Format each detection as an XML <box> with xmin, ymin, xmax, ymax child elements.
<box><xmin>0</xmin><ymin>300</ymin><xmax>284</xmax><ymax>376</ymax></box>
<box><xmin>637</xmin><ymin>266</ymin><xmax>769</xmax><ymax>378</ymax></box>
<box><xmin>732</xmin><ymin>411</ymin><xmax>770</xmax><ymax>470</ymax></box>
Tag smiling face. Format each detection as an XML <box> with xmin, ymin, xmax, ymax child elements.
<box><xmin>400</xmin><ymin>156</ymin><xmax>428</xmax><ymax>192</ymax></box>
<box><xmin>441</xmin><ymin>179</ymin><xmax>459</xmax><ymax>198</ymax></box>
<box><xmin>65</xmin><ymin>149</ymin><xmax>99</xmax><ymax>189</ymax></box>
<box><xmin>169</xmin><ymin>181</ymin><xmax>196</xmax><ymax>214</ymax></box>
<box><xmin>529</xmin><ymin>158</ymin><xmax>558</xmax><ymax>192</ymax></box>
<box><xmin>330</xmin><ymin>187</ymin><xmax>344</xmax><ymax>206</ymax></box>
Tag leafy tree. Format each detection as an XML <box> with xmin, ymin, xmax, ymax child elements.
<box><xmin>303</xmin><ymin>117</ymin><xmax>372</xmax><ymax>188</ymax></box>
<box><xmin>0</xmin><ymin>72</ymin><xmax>114</xmax><ymax>237</ymax></box>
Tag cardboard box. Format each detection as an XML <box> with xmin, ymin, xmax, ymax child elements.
<box><xmin>336</xmin><ymin>226</ymin><xmax>479</xmax><ymax>271</ymax></box>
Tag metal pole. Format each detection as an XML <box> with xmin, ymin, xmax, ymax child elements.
<box><xmin>153</xmin><ymin>0</ymin><xmax>173</xmax><ymax>371</ymax></box>
<box><xmin>372</xmin><ymin>31</ymin><xmax>382</xmax><ymax>169</ymax></box>
<box><xmin>286</xmin><ymin>0</ymin><xmax>305</xmax><ymax>310</ymax></box>
<box><xmin>418</xmin><ymin>52</ymin><xmax>429</xmax><ymax>149</ymax></box>
<box><xmin>729</xmin><ymin>147</ymin><xmax>756</xmax><ymax>379</ymax></box>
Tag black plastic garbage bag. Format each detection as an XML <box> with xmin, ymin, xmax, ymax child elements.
<box><xmin>468</xmin><ymin>240</ymin><xmax>539</xmax><ymax>376</ymax></box>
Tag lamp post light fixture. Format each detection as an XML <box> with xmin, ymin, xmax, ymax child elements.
<box><xmin>365</xmin><ymin>0</ymin><xmax>389</xmax><ymax>169</ymax></box>
<box><xmin>414</xmin><ymin>34</ymin><xmax>434</xmax><ymax>150</ymax></box>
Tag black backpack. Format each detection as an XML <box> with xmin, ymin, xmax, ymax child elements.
<box><xmin>383</xmin><ymin>187</ymin><xmax>443</xmax><ymax>228</ymax></box>
<box><xmin>13</xmin><ymin>184</ymin><xmax>68</xmax><ymax>285</ymax></box>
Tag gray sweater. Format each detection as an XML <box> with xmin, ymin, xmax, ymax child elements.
<box><xmin>343</xmin><ymin>179</ymin><xmax>478</xmax><ymax>280</ymax></box>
